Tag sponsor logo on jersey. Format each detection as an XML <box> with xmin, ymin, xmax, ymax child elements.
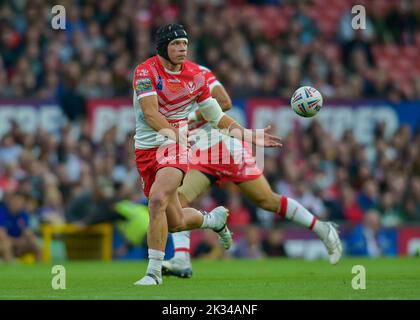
<box><xmin>166</xmin><ymin>80</ymin><xmax>184</xmax><ymax>92</ymax></box>
<box><xmin>187</xmin><ymin>81</ymin><xmax>196</xmax><ymax>93</ymax></box>
<box><xmin>137</xmin><ymin>68</ymin><xmax>149</xmax><ymax>76</ymax></box>
<box><xmin>156</xmin><ymin>76</ymin><xmax>163</xmax><ymax>90</ymax></box>
<box><xmin>135</xmin><ymin>77</ymin><xmax>153</xmax><ymax>95</ymax></box>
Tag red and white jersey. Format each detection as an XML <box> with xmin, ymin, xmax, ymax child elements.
<box><xmin>188</xmin><ymin>66</ymin><xmax>229</xmax><ymax>151</ymax></box>
<box><xmin>132</xmin><ymin>56</ymin><xmax>211</xmax><ymax>149</ymax></box>
<box><xmin>188</xmin><ymin>67</ymin><xmax>258</xmax><ymax>173</ymax></box>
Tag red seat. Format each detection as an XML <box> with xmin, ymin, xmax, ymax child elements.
<box><xmin>391</xmin><ymin>69</ymin><xmax>410</xmax><ymax>83</ymax></box>
<box><xmin>395</xmin><ymin>58</ymin><xmax>413</xmax><ymax>71</ymax></box>
<box><xmin>402</xmin><ymin>46</ymin><xmax>418</xmax><ymax>59</ymax></box>
<box><xmin>375</xmin><ymin>57</ymin><xmax>391</xmax><ymax>69</ymax></box>
<box><xmin>383</xmin><ymin>44</ymin><xmax>400</xmax><ymax>58</ymax></box>
<box><xmin>372</xmin><ymin>45</ymin><xmax>385</xmax><ymax>60</ymax></box>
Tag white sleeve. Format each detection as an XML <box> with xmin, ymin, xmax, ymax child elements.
<box><xmin>197</xmin><ymin>97</ymin><xmax>225</xmax><ymax>128</ymax></box>
<box><xmin>209</xmin><ymin>80</ymin><xmax>222</xmax><ymax>92</ymax></box>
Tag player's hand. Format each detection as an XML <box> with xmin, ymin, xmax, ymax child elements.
<box><xmin>252</xmin><ymin>125</ymin><xmax>283</xmax><ymax>148</ymax></box>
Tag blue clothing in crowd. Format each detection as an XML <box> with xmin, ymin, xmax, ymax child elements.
<box><xmin>346</xmin><ymin>224</ymin><xmax>397</xmax><ymax>257</ymax></box>
<box><xmin>0</xmin><ymin>203</ymin><xmax>30</xmax><ymax>238</ymax></box>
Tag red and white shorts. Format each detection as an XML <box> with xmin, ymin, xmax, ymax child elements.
<box><xmin>188</xmin><ymin>140</ymin><xmax>262</xmax><ymax>185</ymax></box>
<box><xmin>135</xmin><ymin>143</ymin><xmax>189</xmax><ymax>197</ymax></box>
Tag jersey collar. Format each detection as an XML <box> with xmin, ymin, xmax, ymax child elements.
<box><xmin>156</xmin><ymin>55</ymin><xmax>184</xmax><ymax>75</ymax></box>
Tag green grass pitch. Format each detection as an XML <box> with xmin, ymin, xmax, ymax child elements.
<box><xmin>1</xmin><ymin>257</ymin><xmax>419</xmax><ymax>300</ymax></box>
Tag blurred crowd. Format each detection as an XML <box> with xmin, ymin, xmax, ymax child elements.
<box><xmin>1</xmin><ymin>0</ymin><xmax>420</xmax><ymax>121</ymax></box>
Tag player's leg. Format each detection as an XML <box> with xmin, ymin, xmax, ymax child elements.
<box><xmin>0</xmin><ymin>228</ymin><xmax>13</xmax><ymax>262</ymax></box>
<box><xmin>135</xmin><ymin>166</ymin><xmax>183</xmax><ymax>285</ymax></box>
<box><xmin>162</xmin><ymin>182</ymin><xmax>231</xmax><ymax>281</ymax></box>
<box><xmin>165</xmin><ymin>192</ymin><xmax>204</xmax><ymax>231</ymax></box>
<box><xmin>162</xmin><ymin>170</ymin><xmax>213</xmax><ymax>278</ymax></box>
<box><xmin>238</xmin><ymin>175</ymin><xmax>342</xmax><ymax>264</ymax></box>
<box><xmin>137</xmin><ymin>166</ymin><xmax>229</xmax><ymax>284</ymax></box>
<box><xmin>178</xmin><ymin>169</ymin><xmax>213</xmax><ymax>207</ymax></box>
<box><xmin>165</xmin><ymin>184</ymin><xmax>231</xmax><ymax>247</ymax></box>
<box><xmin>175</xmin><ymin>169</ymin><xmax>213</xmax><ymax>257</ymax></box>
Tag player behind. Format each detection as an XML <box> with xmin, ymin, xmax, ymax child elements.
<box><xmin>132</xmin><ymin>24</ymin><xmax>282</xmax><ymax>285</ymax></box>
<box><xmin>161</xmin><ymin>67</ymin><xmax>343</xmax><ymax>278</ymax></box>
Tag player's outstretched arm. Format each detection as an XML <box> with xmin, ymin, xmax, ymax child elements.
<box><xmin>197</xmin><ymin>97</ymin><xmax>282</xmax><ymax>148</ymax></box>
<box><xmin>140</xmin><ymin>95</ymin><xmax>186</xmax><ymax>145</ymax></box>
<box><xmin>211</xmin><ymin>85</ymin><xmax>232</xmax><ymax>111</ymax></box>
<box><xmin>218</xmin><ymin>116</ymin><xmax>282</xmax><ymax>148</ymax></box>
